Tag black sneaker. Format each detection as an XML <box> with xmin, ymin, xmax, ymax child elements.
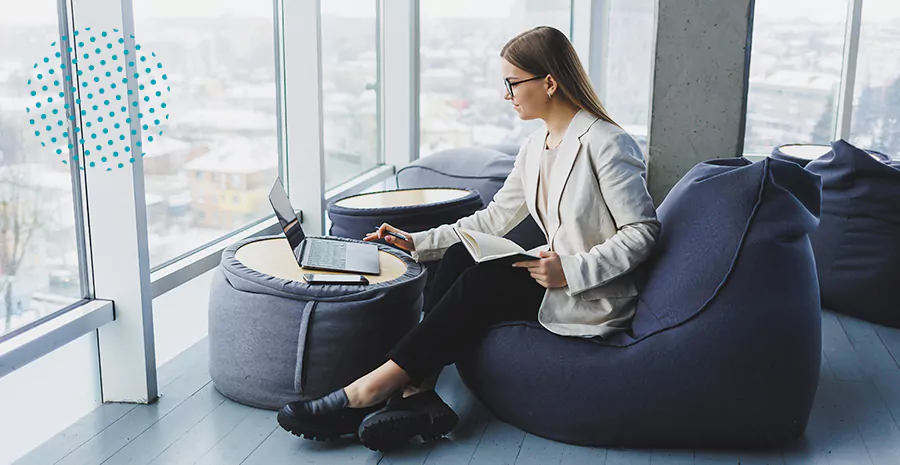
<box><xmin>357</xmin><ymin>390</ymin><xmax>459</xmax><ymax>451</ymax></box>
<box><xmin>277</xmin><ymin>388</ymin><xmax>386</xmax><ymax>442</ymax></box>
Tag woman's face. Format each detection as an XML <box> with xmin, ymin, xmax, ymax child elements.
<box><xmin>501</xmin><ymin>58</ymin><xmax>547</xmax><ymax>121</ymax></box>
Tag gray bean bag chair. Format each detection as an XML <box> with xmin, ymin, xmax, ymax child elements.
<box><xmin>806</xmin><ymin>140</ymin><xmax>900</xmax><ymax>328</ymax></box>
<box><xmin>208</xmin><ymin>235</ymin><xmax>427</xmax><ymax>409</ymax></box>
<box><xmin>456</xmin><ymin>157</ymin><xmax>823</xmax><ymax>448</ymax></box>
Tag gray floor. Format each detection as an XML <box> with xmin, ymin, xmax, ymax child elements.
<box><xmin>16</xmin><ymin>310</ymin><xmax>900</xmax><ymax>465</ymax></box>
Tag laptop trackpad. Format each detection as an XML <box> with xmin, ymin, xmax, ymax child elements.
<box><xmin>345</xmin><ymin>243</ymin><xmax>380</xmax><ymax>274</ymax></box>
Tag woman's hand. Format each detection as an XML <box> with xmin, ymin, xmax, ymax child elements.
<box><xmin>363</xmin><ymin>223</ymin><xmax>415</xmax><ymax>252</ymax></box>
<box><xmin>512</xmin><ymin>251</ymin><xmax>568</xmax><ymax>288</ymax></box>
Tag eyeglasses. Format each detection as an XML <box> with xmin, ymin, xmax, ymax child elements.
<box><xmin>504</xmin><ymin>75</ymin><xmax>545</xmax><ymax>98</ymax></box>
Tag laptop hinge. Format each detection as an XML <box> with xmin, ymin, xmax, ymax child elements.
<box><xmin>297</xmin><ymin>239</ymin><xmax>306</xmax><ymax>263</ymax></box>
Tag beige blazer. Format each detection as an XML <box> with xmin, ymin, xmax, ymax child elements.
<box><xmin>409</xmin><ymin>109</ymin><xmax>661</xmax><ymax>338</ymax></box>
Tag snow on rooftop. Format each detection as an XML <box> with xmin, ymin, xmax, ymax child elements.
<box><xmin>183</xmin><ymin>137</ymin><xmax>277</xmax><ymax>174</ymax></box>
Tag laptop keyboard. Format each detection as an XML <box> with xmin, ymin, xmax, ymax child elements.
<box><xmin>306</xmin><ymin>241</ymin><xmax>347</xmax><ymax>268</ymax></box>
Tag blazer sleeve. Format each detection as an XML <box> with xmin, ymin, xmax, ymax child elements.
<box><xmin>407</xmin><ymin>138</ymin><xmax>532</xmax><ymax>263</ymax></box>
<box><xmin>557</xmin><ymin>132</ymin><xmax>661</xmax><ymax>296</ymax></box>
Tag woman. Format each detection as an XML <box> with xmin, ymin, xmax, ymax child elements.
<box><xmin>277</xmin><ymin>26</ymin><xmax>660</xmax><ymax>451</ymax></box>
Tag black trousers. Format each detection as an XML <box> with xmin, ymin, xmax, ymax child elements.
<box><xmin>385</xmin><ymin>242</ymin><xmax>546</xmax><ymax>386</ymax></box>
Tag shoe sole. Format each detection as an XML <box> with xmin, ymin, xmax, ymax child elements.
<box><xmin>358</xmin><ymin>408</ymin><xmax>458</xmax><ymax>451</ymax></box>
<box><xmin>276</xmin><ymin>408</ymin><xmax>347</xmax><ymax>442</ymax></box>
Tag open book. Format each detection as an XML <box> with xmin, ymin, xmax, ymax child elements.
<box><xmin>452</xmin><ymin>226</ymin><xmax>541</xmax><ymax>265</ymax></box>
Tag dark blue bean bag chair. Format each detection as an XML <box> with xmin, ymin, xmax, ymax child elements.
<box><xmin>806</xmin><ymin>140</ymin><xmax>900</xmax><ymax>328</ymax></box>
<box><xmin>772</xmin><ymin>143</ymin><xmax>892</xmax><ymax>167</ymax></box>
<box><xmin>456</xmin><ymin>157</ymin><xmax>823</xmax><ymax>448</ymax></box>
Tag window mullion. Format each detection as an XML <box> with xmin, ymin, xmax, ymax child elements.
<box><xmin>283</xmin><ymin>0</ymin><xmax>326</xmax><ymax>235</ymax></box>
<box><xmin>57</xmin><ymin>0</ymin><xmax>95</xmax><ymax>302</ymax></box>
<box><xmin>381</xmin><ymin>0</ymin><xmax>418</xmax><ymax>165</ymax></box>
<box><xmin>70</xmin><ymin>0</ymin><xmax>158</xmax><ymax>404</ymax></box>
<box><xmin>836</xmin><ymin>0</ymin><xmax>864</xmax><ymax>141</ymax></box>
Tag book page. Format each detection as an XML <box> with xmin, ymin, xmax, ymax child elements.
<box><xmin>452</xmin><ymin>227</ymin><xmax>481</xmax><ymax>260</ymax></box>
<box><xmin>459</xmin><ymin>230</ymin><xmax>481</xmax><ymax>258</ymax></box>
<box><xmin>457</xmin><ymin>228</ymin><xmax>525</xmax><ymax>258</ymax></box>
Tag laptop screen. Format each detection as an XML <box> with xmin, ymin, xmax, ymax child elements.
<box><xmin>268</xmin><ymin>177</ymin><xmax>305</xmax><ymax>254</ymax></box>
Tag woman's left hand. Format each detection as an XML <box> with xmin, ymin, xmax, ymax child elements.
<box><xmin>512</xmin><ymin>251</ymin><xmax>568</xmax><ymax>289</ymax></box>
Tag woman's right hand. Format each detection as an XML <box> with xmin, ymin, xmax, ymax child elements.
<box><xmin>363</xmin><ymin>223</ymin><xmax>415</xmax><ymax>252</ymax></box>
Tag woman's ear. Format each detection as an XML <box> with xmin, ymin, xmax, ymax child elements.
<box><xmin>545</xmin><ymin>74</ymin><xmax>557</xmax><ymax>96</ymax></box>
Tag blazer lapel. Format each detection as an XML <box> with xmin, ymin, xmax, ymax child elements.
<box><xmin>546</xmin><ymin>109</ymin><xmax>599</xmax><ymax>249</ymax></box>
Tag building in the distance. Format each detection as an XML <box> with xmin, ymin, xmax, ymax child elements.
<box><xmin>184</xmin><ymin>137</ymin><xmax>278</xmax><ymax>229</ymax></box>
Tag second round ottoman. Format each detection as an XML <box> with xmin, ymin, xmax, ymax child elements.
<box><xmin>327</xmin><ymin>187</ymin><xmax>483</xmax><ymax>291</ymax></box>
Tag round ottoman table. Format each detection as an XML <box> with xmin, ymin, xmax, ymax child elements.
<box><xmin>327</xmin><ymin>187</ymin><xmax>483</xmax><ymax>291</ymax></box>
<box><xmin>771</xmin><ymin>143</ymin><xmax>892</xmax><ymax>167</ymax></box>
<box><xmin>208</xmin><ymin>234</ymin><xmax>426</xmax><ymax>410</ymax></box>
<box><xmin>328</xmin><ymin>187</ymin><xmax>483</xmax><ymax>242</ymax></box>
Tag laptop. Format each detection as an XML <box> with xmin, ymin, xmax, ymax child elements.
<box><xmin>268</xmin><ymin>177</ymin><xmax>381</xmax><ymax>275</ymax></box>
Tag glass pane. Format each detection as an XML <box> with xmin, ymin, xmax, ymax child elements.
<box><xmin>419</xmin><ymin>0</ymin><xmax>571</xmax><ymax>156</ymax></box>
<box><xmin>744</xmin><ymin>0</ymin><xmax>848</xmax><ymax>154</ymax></box>
<box><xmin>850</xmin><ymin>0</ymin><xmax>900</xmax><ymax>161</ymax></box>
<box><xmin>0</xmin><ymin>1</ymin><xmax>85</xmax><ymax>337</ymax></box>
<box><xmin>604</xmin><ymin>0</ymin><xmax>655</xmax><ymax>154</ymax></box>
<box><xmin>133</xmin><ymin>0</ymin><xmax>280</xmax><ymax>268</ymax></box>
<box><xmin>321</xmin><ymin>1</ymin><xmax>380</xmax><ymax>190</ymax></box>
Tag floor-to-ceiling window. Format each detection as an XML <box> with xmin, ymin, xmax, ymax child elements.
<box><xmin>601</xmin><ymin>0</ymin><xmax>655</xmax><ymax>153</ymax></box>
<box><xmin>321</xmin><ymin>0</ymin><xmax>381</xmax><ymax>190</ymax></box>
<box><xmin>850</xmin><ymin>0</ymin><xmax>900</xmax><ymax>157</ymax></box>
<box><xmin>0</xmin><ymin>0</ymin><xmax>86</xmax><ymax>337</ymax></box>
<box><xmin>746</xmin><ymin>0</ymin><xmax>900</xmax><ymax>161</ymax></box>
<box><xmin>418</xmin><ymin>0</ymin><xmax>571</xmax><ymax>156</ymax></box>
<box><xmin>0</xmin><ymin>3</ymin><xmax>99</xmax><ymax>461</ymax></box>
<box><xmin>133</xmin><ymin>0</ymin><xmax>281</xmax><ymax>269</ymax></box>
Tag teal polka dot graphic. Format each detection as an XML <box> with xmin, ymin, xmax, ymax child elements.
<box><xmin>25</xmin><ymin>27</ymin><xmax>171</xmax><ymax>171</ymax></box>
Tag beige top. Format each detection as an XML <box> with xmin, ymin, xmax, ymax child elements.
<box><xmin>536</xmin><ymin>142</ymin><xmax>561</xmax><ymax>234</ymax></box>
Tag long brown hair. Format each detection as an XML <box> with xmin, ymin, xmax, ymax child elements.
<box><xmin>500</xmin><ymin>26</ymin><xmax>620</xmax><ymax>128</ymax></box>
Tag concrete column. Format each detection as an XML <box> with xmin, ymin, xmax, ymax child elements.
<box><xmin>646</xmin><ymin>0</ymin><xmax>754</xmax><ymax>205</ymax></box>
